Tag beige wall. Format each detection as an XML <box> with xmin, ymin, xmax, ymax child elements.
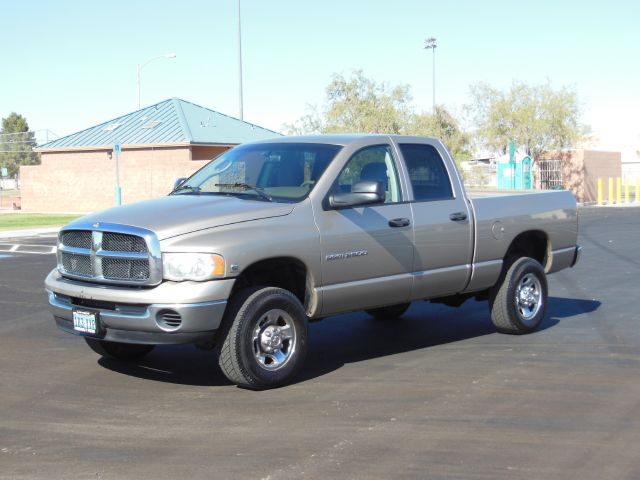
<box><xmin>538</xmin><ymin>149</ymin><xmax>621</xmax><ymax>203</ymax></box>
<box><xmin>583</xmin><ymin>151</ymin><xmax>621</xmax><ymax>202</ymax></box>
<box><xmin>20</xmin><ymin>146</ymin><xmax>218</xmax><ymax>213</ymax></box>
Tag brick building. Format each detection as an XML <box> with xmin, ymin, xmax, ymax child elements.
<box><xmin>536</xmin><ymin>150</ymin><xmax>621</xmax><ymax>203</ymax></box>
<box><xmin>21</xmin><ymin>98</ymin><xmax>279</xmax><ymax>213</ymax></box>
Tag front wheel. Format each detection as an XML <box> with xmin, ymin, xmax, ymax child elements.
<box><xmin>490</xmin><ymin>257</ymin><xmax>548</xmax><ymax>334</ymax></box>
<box><xmin>84</xmin><ymin>338</ymin><xmax>155</xmax><ymax>360</ymax></box>
<box><xmin>217</xmin><ymin>287</ymin><xmax>308</xmax><ymax>390</ymax></box>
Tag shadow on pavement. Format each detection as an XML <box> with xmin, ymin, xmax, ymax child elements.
<box><xmin>542</xmin><ymin>296</ymin><xmax>601</xmax><ymax>328</ymax></box>
<box><xmin>97</xmin><ymin>296</ymin><xmax>600</xmax><ymax>388</ymax></box>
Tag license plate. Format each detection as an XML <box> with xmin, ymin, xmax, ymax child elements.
<box><xmin>73</xmin><ymin>309</ymin><xmax>99</xmax><ymax>335</ymax></box>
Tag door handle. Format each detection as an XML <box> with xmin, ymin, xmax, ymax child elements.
<box><xmin>389</xmin><ymin>218</ymin><xmax>411</xmax><ymax>228</ymax></box>
<box><xmin>449</xmin><ymin>212</ymin><xmax>468</xmax><ymax>221</ymax></box>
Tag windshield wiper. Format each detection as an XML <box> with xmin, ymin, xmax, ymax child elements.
<box><xmin>172</xmin><ymin>184</ymin><xmax>201</xmax><ymax>195</ymax></box>
<box><xmin>215</xmin><ymin>183</ymin><xmax>273</xmax><ymax>202</ymax></box>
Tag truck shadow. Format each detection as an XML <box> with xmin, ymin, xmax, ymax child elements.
<box><xmin>299</xmin><ymin>296</ymin><xmax>600</xmax><ymax>383</ymax></box>
<box><xmin>97</xmin><ymin>296</ymin><xmax>600</xmax><ymax>387</ymax></box>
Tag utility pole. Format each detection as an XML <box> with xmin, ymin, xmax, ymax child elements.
<box><xmin>424</xmin><ymin>37</ymin><xmax>437</xmax><ymax>113</ymax></box>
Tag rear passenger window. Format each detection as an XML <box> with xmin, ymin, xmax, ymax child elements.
<box><xmin>399</xmin><ymin>144</ymin><xmax>454</xmax><ymax>201</ymax></box>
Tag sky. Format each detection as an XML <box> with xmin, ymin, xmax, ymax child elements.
<box><xmin>1</xmin><ymin>0</ymin><xmax>638</xmax><ymax>155</ymax></box>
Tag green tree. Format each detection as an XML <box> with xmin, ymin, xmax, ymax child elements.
<box><xmin>0</xmin><ymin>112</ymin><xmax>40</xmax><ymax>177</ymax></box>
<box><xmin>407</xmin><ymin>106</ymin><xmax>472</xmax><ymax>163</ymax></box>
<box><xmin>284</xmin><ymin>70</ymin><xmax>470</xmax><ymax>163</ymax></box>
<box><xmin>285</xmin><ymin>70</ymin><xmax>414</xmax><ymax>135</ymax></box>
<box><xmin>466</xmin><ymin>81</ymin><xmax>583</xmax><ymax>160</ymax></box>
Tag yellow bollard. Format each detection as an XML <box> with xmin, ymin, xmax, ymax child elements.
<box><xmin>608</xmin><ymin>177</ymin><xmax>614</xmax><ymax>204</ymax></box>
<box><xmin>616</xmin><ymin>177</ymin><xmax>622</xmax><ymax>204</ymax></box>
<box><xmin>597</xmin><ymin>178</ymin><xmax>603</xmax><ymax>205</ymax></box>
<box><xmin>625</xmin><ymin>181</ymin><xmax>630</xmax><ymax>204</ymax></box>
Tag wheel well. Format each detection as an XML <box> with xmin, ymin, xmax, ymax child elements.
<box><xmin>504</xmin><ymin>231</ymin><xmax>549</xmax><ymax>268</ymax></box>
<box><xmin>230</xmin><ymin>257</ymin><xmax>309</xmax><ymax>307</ymax></box>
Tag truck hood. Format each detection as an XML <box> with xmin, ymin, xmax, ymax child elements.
<box><xmin>70</xmin><ymin>195</ymin><xmax>296</xmax><ymax>240</ymax></box>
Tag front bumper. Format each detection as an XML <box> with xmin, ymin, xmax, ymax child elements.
<box><xmin>45</xmin><ymin>269</ymin><xmax>235</xmax><ymax>345</ymax></box>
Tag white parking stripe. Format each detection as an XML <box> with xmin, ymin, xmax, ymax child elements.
<box><xmin>0</xmin><ymin>243</ymin><xmax>57</xmax><ymax>255</ymax></box>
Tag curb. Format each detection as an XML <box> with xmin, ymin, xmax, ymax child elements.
<box><xmin>0</xmin><ymin>227</ymin><xmax>60</xmax><ymax>240</ymax></box>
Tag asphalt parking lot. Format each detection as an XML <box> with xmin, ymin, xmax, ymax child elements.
<box><xmin>1</xmin><ymin>206</ymin><xmax>639</xmax><ymax>480</ymax></box>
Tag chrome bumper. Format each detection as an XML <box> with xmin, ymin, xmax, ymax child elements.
<box><xmin>45</xmin><ymin>269</ymin><xmax>234</xmax><ymax>345</ymax></box>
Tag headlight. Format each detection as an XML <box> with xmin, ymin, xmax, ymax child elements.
<box><xmin>162</xmin><ymin>253</ymin><xmax>225</xmax><ymax>281</ymax></box>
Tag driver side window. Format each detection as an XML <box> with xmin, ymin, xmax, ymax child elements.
<box><xmin>335</xmin><ymin>145</ymin><xmax>401</xmax><ymax>203</ymax></box>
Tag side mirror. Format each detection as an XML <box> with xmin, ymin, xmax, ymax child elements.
<box><xmin>328</xmin><ymin>180</ymin><xmax>385</xmax><ymax>209</ymax></box>
<box><xmin>173</xmin><ymin>177</ymin><xmax>187</xmax><ymax>191</ymax></box>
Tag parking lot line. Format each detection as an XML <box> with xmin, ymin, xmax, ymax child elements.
<box><xmin>0</xmin><ymin>243</ymin><xmax>57</xmax><ymax>255</ymax></box>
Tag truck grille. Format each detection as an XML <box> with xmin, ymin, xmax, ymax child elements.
<box><xmin>58</xmin><ymin>225</ymin><xmax>162</xmax><ymax>286</ymax></box>
<box><xmin>61</xmin><ymin>252</ymin><xmax>92</xmax><ymax>276</ymax></box>
<box><xmin>61</xmin><ymin>231</ymin><xmax>92</xmax><ymax>249</ymax></box>
<box><xmin>102</xmin><ymin>257</ymin><xmax>150</xmax><ymax>280</ymax></box>
<box><xmin>102</xmin><ymin>232</ymin><xmax>147</xmax><ymax>253</ymax></box>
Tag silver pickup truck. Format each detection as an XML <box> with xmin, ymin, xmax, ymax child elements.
<box><xmin>45</xmin><ymin>135</ymin><xmax>580</xmax><ymax>389</ymax></box>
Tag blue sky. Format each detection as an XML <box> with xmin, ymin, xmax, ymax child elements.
<box><xmin>1</xmin><ymin>0</ymin><xmax>638</xmax><ymax>149</ymax></box>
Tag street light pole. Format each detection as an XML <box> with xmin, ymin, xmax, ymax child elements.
<box><xmin>424</xmin><ymin>37</ymin><xmax>437</xmax><ymax>113</ymax></box>
<box><xmin>137</xmin><ymin>53</ymin><xmax>177</xmax><ymax>109</ymax></box>
<box><xmin>238</xmin><ymin>0</ymin><xmax>244</xmax><ymax>121</ymax></box>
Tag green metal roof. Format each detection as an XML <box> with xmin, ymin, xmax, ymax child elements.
<box><xmin>39</xmin><ymin>98</ymin><xmax>280</xmax><ymax>149</ymax></box>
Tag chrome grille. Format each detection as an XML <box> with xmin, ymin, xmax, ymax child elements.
<box><xmin>62</xmin><ymin>231</ymin><xmax>92</xmax><ymax>249</ymax></box>
<box><xmin>102</xmin><ymin>258</ymin><xmax>150</xmax><ymax>280</ymax></box>
<box><xmin>57</xmin><ymin>224</ymin><xmax>162</xmax><ymax>286</ymax></box>
<box><xmin>61</xmin><ymin>252</ymin><xmax>92</xmax><ymax>276</ymax></box>
<box><xmin>103</xmin><ymin>232</ymin><xmax>147</xmax><ymax>253</ymax></box>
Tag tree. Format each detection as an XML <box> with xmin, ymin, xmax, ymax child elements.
<box><xmin>0</xmin><ymin>112</ymin><xmax>40</xmax><ymax>177</ymax></box>
<box><xmin>466</xmin><ymin>81</ymin><xmax>583</xmax><ymax>160</ymax></box>
<box><xmin>285</xmin><ymin>70</ymin><xmax>414</xmax><ymax>135</ymax></box>
<box><xmin>284</xmin><ymin>70</ymin><xmax>470</xmax><ymax>163</ymax></box>
<box><xmin>407</xmin><ymin>106</ymin><xmax>472</xmax><ymax>163</ymax></box>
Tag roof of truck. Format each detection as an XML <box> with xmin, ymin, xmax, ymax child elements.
<box><xmin>243</xmin><ymin>134</ymin><xmax>441</xmax><ymax>146</ymax></box>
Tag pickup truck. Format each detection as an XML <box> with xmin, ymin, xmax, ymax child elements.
<box><xmin>45</xmin><ymin>135</ymin><xmax>581</xmax><ymax>389</ymax></box>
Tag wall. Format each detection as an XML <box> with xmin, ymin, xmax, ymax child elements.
<box><xmin>192</xmin><ymin>145</ymin><xmax>231</xmax><ymax>161</ymax></box>
<box><xmin>582</xmin><ymin>151</ymin><xmax>621</xmax><ymax>203</ymax></box>
<box><xmin>20</xmin><ymin>146</ymin><xmax>211</xmax><ymax>213</ymax></box>
<box><xmin>537</xmin><ymin>150</ymin><xmax>621</xmax><ymax>203</ymax></box>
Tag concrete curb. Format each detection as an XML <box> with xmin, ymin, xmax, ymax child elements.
<box><xmin>0</xmin><ymin>227</ymin><xmax>60</xmax><ymax>240</ymax></box>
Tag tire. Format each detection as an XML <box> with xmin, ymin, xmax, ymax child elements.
<box><xmin>217</xmin><ymin>287</ymin><xmax>308</xmax><ymax>390</ymax></box>
<box><xmin>489</xmin><ymin>257</ymin><xmax>548</xmax><ymax>335</ymax></box>
<box><xmin>84</xmin><ymin>337</ymin><xmax>155</xmax><ymax>360</ymax></box>
<box><xmin>366</xmin><ymin>302</ymin><xmax>410</xmax><ymax>320</ymax></box>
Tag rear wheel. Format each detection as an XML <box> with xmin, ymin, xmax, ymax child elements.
<box><xmin>366</xmin><ymin>302</ymin><xmax>410</xmax><ymax>320</ymax></box>
<box><xmin>490</xmin><ymin>257</ymin><xmax>548</xmax><ymax>334</ymax></box>
<box><xmin>84</xmin><ymin>338</ymin><xmax>155</xmax><ymax>360</ymax></box>
<box><xmin>217</xmin><ymin>287</ymin><xmax>308</xmax><ymax>390</ymax></box>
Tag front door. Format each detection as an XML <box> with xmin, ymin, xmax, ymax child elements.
<box><xmin>315</xmin><ymin>144</ymin><xmax>414</xmax><ymax>316</ymax></box>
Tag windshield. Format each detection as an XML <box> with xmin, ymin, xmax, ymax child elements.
<box><xmin>172</xmin><ymin>143</ymin><xmax>342</xmax><ymax>202</ymax></box>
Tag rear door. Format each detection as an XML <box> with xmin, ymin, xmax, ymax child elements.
<box><xmin>315</xmin><ymin>144</ymin><xmax>414</xmax><ymax>316</ymax></box>
<box><xmin>395</xmin><ymin>141</ymin><xmax>474</xmax><ymax>300</ymax></box>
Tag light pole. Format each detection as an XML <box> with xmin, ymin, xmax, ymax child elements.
<box><xmin>237</xmin><ymin>0</ymin><xmax>244</xmax><ymax>120</ymax></box>
<box><xmin>424</xmin><ymin>37</ymin><xmax>437</xmax><ymax>113</ymax></box>
<box><xmin>137</xmin><ymin>53</ymin><xmax>176</xmax><ymax>109</ymax></box>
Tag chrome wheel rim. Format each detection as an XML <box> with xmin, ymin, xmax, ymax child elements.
<box><xmin>252</xmin><ymin>309</ymin><xmax>296</xmax><ymax>371</ymax></box>
<box><xmin>515</xmin><ymin>273</ymin><xmax>543</xmax><ymax>324</ymax></box>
